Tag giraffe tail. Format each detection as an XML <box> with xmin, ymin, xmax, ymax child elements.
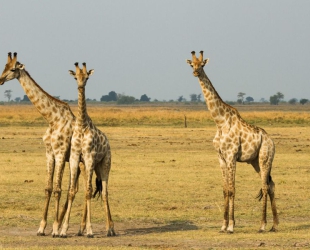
<box><xmin>256</xmin><ymin>175</ymin><xmax>274</xmax><ymax>201</ymax></box>
<box><xmin>92</xmin><ymin>177</ymin><xmax>102</xmax><ymax>200</ymax></box>
<box><xmin>256</xmin><ymin>189</ymin><xmax>263</xmax><ymax>201</ymax></box>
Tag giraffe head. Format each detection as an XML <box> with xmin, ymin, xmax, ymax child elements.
<box><xmin>69</xmin><ymin>62</ymin><xmax>94</xmax><ymax>88</ymax></box>
<box><xmin>0</xmin><ymin>52</ymin><xmax>25</xmax><ymax>85</ymax></box>
<box><xmin>186</xmin><ymin>51</ymin><xmax>209</xmax><ymax>77</ymax></box>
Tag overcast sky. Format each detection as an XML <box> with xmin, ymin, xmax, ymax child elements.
<box><xmin>1</xmin><ymin>1</ymin><xmax>309</xmax><ymax>102</ymax></box>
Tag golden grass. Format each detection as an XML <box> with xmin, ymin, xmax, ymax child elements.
<box><xmin>0</xmin><ymin>124</ymin><xmax>310</xmax><ymax>249</ymax></box>
<box><xmin>0</xmin><ymin>118</ymin><xmax>309</xmax><ymax>248</ymax></box>
<box><xmin>0</xmin><ymin>103</ymin><xmax>310</xmax><ymax>127</ymax></box>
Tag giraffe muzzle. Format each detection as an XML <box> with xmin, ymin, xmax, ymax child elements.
<box><xmin>0</xmin><ymin>77</ymin><xmax>6</xmax><ymax>85</ymax></box>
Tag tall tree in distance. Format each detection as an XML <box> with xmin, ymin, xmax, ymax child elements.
<box><xmin>270</xmin><ymin>92</ymin><xmax>284</xmax><ymax>105</ymax></box>
<box><xmin>276</xmin><ymin>92</ymin><xmax>284</xmax><ymax>101</ymax></box>
<box><xmin>237</xmin><ymin>92</ymin><xmax>246</xmax><ymax>104</ymax></box>
<box><xmin>177</xmin><ymin>95</ymin><xmax>184</xmax><ymax>102</ymax></box>
<box><xmin>117</xmin><ymin>95</ymin><xmax>135</xmax><ymax>104</ymax></box>
<box><xmin>4</xmin><ymin>89</ymin><xmax>12</xmax><ymax>102</ymax></box>
<box><xmin>108</xmin><ymin>91</ymin><xmax>118</xmax><ymax>101</ymax></box>
<box><xmin>197</xmin><ymin>93</ymin><xmax>202</xmax><ymax>102</ymax></box>
<box><xmin>300</xmin><ymin>98</ymin><xmax>308</xmax><ymax>105</ymax></box>
<box><xmin>140</xmin><ymin>94</ymin><xmax>151</xmax><ymax>102</ymax></box>
<box><xmin>100</xmin><ymin>91</ymin><xmax>118</xmax><ymax>102</ymax></box>
<box><xmin>288</xmin><ymin>98</ymin><xmax>298</xmax><ymax>104</ymax></box>
<box><xmin>245</xmin><ymin>96</ymin><xmax>254</xmax><ymax>103</ymax></box>
<box><xmin>190</xmin><ymin>93</ymin><xmax>197</xmax><ymax>102</ymax></box>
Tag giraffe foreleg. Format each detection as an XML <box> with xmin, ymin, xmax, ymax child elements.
<box><xmin>220</xmin><ymin>187</ymin><xmax>229</xmax><ymax>233</ymax></box>
<box><xmin>226</xmin><ymin>159</ymin><xmax>236</xmax><ymax>234</ymax></box>
<box><xmin>78</xmin><ymin>200</ymin><xmax>87</xmax><ymax>236</ymax></box>
<box><xmin>52</xmin><ymin>155</ymin><xmax>66</xmax><ymax>237</ymax></box>
<box><xmin>60</xmin><ymin>155</ymin><xmax>80</xmax><ymax>238</ymax></box>
<box><xmin>37</xmin><ymin>148</ymin><xmax>55</xmax><ymax>236</ymax></box>
<box><xmin>218</xmin><ymin>154</ymin><xmax>229</xmax><ymax>233</ymax></box>
<box><xmin>84</xmin><ymin>158</ymin><xmax>95</xmax><ymax>238</ymax></box>
<box><xmin>59</xmin><ymin>166</ymin><xmax>81</xmax><ymax>228</ymax></box>
<box><xmin>78</xmin><ymin>162</ymin><xmax>87</xmax><ymax>236</ymax></box>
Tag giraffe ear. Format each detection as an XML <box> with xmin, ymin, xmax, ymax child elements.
<box><xmin>68</xmin><ymin>70</ymin><xmax>75</xmax><ymax>76</ymax></box>
<box><xmin>88</xmin><ymin>69</ymin><xmax>94</xmax><ymax>76</ymax></box>
<box><xmin>202</xmin><ymin>58</ymin><xmax>209</xmax><ymax>66</ymax></box>
<box><xmin>16</xmin><ymin>63</ymin><xmax>25</xmax><ymax>70</ymax></box>
<box><xmin>186</xmin><ymin>59</ymin><xmax>192</xmax><ymax>65</ymax></box>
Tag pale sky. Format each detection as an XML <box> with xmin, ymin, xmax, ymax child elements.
<box><xmin>1</xmin><ymin>1</ymin><xmax>309</xmax><ymax>102</ymax></box>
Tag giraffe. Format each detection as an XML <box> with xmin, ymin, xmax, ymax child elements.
<box><xmin>186</xmin><ymin>51</ymin><xmax>279</xmax><ymax>233</ymax></box>
<box><xmin>0</xmin><ymin>52</ymin><xmax>79</xmax><ymax>237</ymax></box>
<box><xmin>60</xmin><ymin>62</ymin><xmax>115</xmax><ymax>238</ymax></box>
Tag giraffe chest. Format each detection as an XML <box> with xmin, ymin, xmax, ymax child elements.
<box><xmin>72</xmin><ymin>129</ymin><xmax>109</xmax><ymax>163</ymax></box>
<box><xmin>44</xmin><ymin>121</ymin><xmax>73</xmax><ymax>161</ymax></box>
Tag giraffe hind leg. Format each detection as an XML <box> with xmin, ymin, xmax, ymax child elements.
<box><xmin>37</xmin><ymin>149</ymin><xmax>54</xmax><ymax>236</ymax></box>
<box><xmin>251</xmin><ymin>158</ymin><xmax>273</xmax><ymax>232</ymax></box>
<box><xmin>257</xmin><ymin>174</ymin><xmax>279</xmax><ymax>233</ymax></box>
<box><xmin>94</xmin><ymin>155</ymin><xmax>115</xmax><ymax>237</ymax></box>
<box><xmin>100</xmin><ymin>178</ymin><xmax>115</xmax><ymax>236</ymax></box>
<box><xmin>268</xmin><ymin>176</ymin><xmax>279</xmax><ymax>232</ymax></box>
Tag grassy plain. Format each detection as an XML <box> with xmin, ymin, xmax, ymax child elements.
<box><xmin>0</xmin><ymin>103</ymin><xmax>309</xmax><ymax>249</ymax></box>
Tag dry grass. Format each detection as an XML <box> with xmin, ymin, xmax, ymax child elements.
<box><xmin>0</xmin><ymin>104</ymin><xmax>309</xmax><ymax>249</ymax></box>
<box><xmin>1</xmin><ymin>103</ymin><xmax>310</xmax><ymax>127</ymax></box>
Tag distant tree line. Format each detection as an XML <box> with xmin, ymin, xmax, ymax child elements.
<box><xmin>100</xmin><ymin>91</ymin><xmax>151</xmax><ymax>104</ymax></box>
<box><xmin>2</xmin><ymin>89</ymin><xmax>310</xmax><ymax>106</ymax></box>
<box><xmin>235</xmin><ymin>91</ymin><xmax>309</xmax><ymax>105</ymax></box>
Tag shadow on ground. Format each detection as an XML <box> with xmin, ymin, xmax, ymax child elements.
<box><xmin>118</xmin><ymin>220</ymin><xmax>198</xmax><ymax>236</ymax></box>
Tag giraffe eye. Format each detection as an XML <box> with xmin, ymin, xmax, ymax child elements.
<box><xmin>10</xmin><ymin>68</ymin><xmax>16</xmax><ymax>72</ymax></box>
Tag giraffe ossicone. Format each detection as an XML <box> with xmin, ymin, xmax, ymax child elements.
<box><xmin>187</xmin><ymin>51</ymin><xmax>279</xmax><ymax>233</ymax></box>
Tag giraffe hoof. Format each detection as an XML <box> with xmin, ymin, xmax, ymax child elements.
<box><xmin>87</xmin><ymin>234</ymin><xmax>94</xmax><ymax>238</ymax></box>
<box><xmin>269</xmin><ymin>227</ymin><xmax>277</xmax><ymax>232</ymax></box>
<box><xmin>77</xmin><ymin>231</ymin><xmax>83</xmax><ymax>236</ymax></box>
<box><xmin>60</xmin><ymin>234</ymin><xmax>67</xmax><ymax>238</ymax></box>
<box><xmin>219</xmin><ymin>230</ymin><xmax>226</xmax><ymax>233</ymax></box>
<box><xmin>258</xmin><ymin>229</ymin><xmax>265</xmax><ymax>233</ymax></box>
<box><xmin>37</xmin><ymin>232</ymin><xmax>45</xmax><ymax>236</ymax></box>
<box><xmin>227</xmin><ymin>230</ymin><xmax>234</xmax><ymax>234</ymax></box>
<box><xmin>52</xmin><ymin>234</ymin><xmax>60</xmax><ymax>238</ymax></box>
<box><xmin>107</xmin><ymin>229</ymin><xmax>116</xmax><ymax>237</ymax></box>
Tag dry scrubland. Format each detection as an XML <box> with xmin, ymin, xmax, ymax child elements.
<box><xmin>0</xmin><ymin>103</ymin><xmax>309</xmax><ymax>249</ymax></box>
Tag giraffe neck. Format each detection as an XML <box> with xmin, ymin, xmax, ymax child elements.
<box><xmin>18</xmin><ymin>70</ymin><xmax>74</xmax><ymax>124</ymax></box>
<box><xmin>197</xmin><ymin>69</ymin><xmax>231</xmax><ymax>127</ymax></box>
<box><xmin>77</xmin><ymin>87</ymin><xmax>89</xmax><ymax>129</ymax></box>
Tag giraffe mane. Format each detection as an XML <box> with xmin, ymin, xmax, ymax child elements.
<box><xmin>24</xmin><ymin>70</ymin><xmax>71</xmax><ymax>107</ymax></box>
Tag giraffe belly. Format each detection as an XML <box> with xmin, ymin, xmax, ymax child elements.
<box><xmin>237</xmin><ymin>148</ymin><xmax>258</xmax><ymax>162</ymax></box>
